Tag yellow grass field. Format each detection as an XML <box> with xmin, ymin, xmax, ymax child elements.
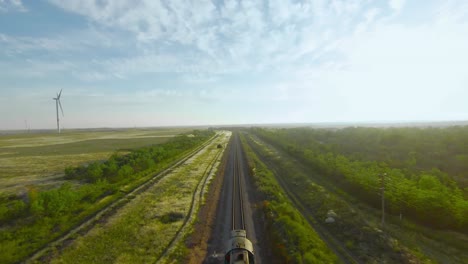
<box><xmin>0</xmin><ymin>128</ymin><xmax>189</xmax><ymax>194</ymax></box>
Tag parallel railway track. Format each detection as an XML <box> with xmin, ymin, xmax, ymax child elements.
<box><xmin>245</xmin><ymin>134</ymin><xmax>360</xmax><ymax>264</ymax></box>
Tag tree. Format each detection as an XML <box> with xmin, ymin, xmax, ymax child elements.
<box><xmin>87</xmin><ymin>162</ymin><xmax>104</xmax><ymax>182</ymax></box>
<box><xmin>117</xmin><ymin>165</ymin><xmax>134</xmax><ymax>180</ymax></box>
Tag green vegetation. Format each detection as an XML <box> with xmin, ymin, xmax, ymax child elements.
<box><xmin>251</xmin><ymin>127</ymin><xmax>468</xmax><ymax>232</ymax></box>
<box><xmin>243</xmin><ymin>133</ymin><xmax>430</xmax><ymax>263</ymax></box>
<box><xmin>51</xmin><ymin>131</ymin><xmax>227</xmax><ymax>263</ymax></box>
<box><xmin>240</xmin><ymin>133</ymin><xmax>338</xmax><ymax>263</ymax></box>
<box><xmin>0</xmin><ymin>130</ymin><xmax>214</xmax><ymax>264</ymax></box>
<box><xmin>0</xmin><ymin>128</ymin><xmax>185</xmax><ymax>148</ymax></box>
<box><xmin>0</xmin><ymin>129</ymin><xmax>180</xmax><ymax>194</ymax></box>
<box><xmin>0</xmin><ymin>137</ymin><xmax>170</xmax><ymax>158</ymax></box>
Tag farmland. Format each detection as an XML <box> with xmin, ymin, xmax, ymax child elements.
<box><xmin>0</xmin><ymin>128</ymin><xmax>186</xmax><ymax>194</ymax></box>
<box><xmin>50</xmin><ymin>131</ymin><xmax>230</xmax><ymax>263</ymax></box>
<box><xmin>1</xmin><ymin>125</ymin><xmax>467</xmax><ymax>263</ymax></box>
<box><xmin>0</xmin><ymin>128</ymin><xmax>213</xmax><ymax>263</ymax></box>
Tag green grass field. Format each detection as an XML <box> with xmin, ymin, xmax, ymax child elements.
<box><xmin>0</xmin><ymin>128</ymin><xmax>186</xmax><ymax>194</ymax></box>
<box><xmin>50</xmin><ymin>132</ymin><xmax>229</xmax><ymax>263</ymax></box>
<box><xmin>0</xmin><ymin>129</ymin><xmax>215</xmax><ymax>264</ymax></box>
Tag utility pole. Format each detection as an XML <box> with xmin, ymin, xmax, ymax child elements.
<box><xmin>380</xmin><ymin>173</ymin><xmax>387</xmax><ymax>227</ymax></box>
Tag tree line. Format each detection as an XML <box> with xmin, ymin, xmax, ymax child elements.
<box><xmin>251</xmin><ymin>127</ymin><xmax>468</xmax><ymax>231</ymax></box>
<box><xmin>240</xmin><ymin>133</ymin><xmax>338</xmax><ymax>263</ymax></box>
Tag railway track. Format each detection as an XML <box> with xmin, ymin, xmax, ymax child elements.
<box><xmin>225</xmin><ymin>134</ymin><xmax>255</xmax><ymax>264</ymax></box>
<box><xmin>232</xmin><ymin>135</ymin><xmax>246</xmax><ymax>231</ymax></box>
<box><xmin>204</xmin><ymin>133</ymin><xmax>257</xmax><ymax>264</ymax></box>
<box><xmin>245</xmin><ymin>134</ymin><xmax>360</xmax><ymax>264</ymax></box>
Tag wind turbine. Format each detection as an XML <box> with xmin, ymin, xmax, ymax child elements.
<box><xmin>53</xmin><ymin>89</ymin><xmax>64</xmax><ymax>133</ymax></box>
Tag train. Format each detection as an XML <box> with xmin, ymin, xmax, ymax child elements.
<box><xmin>224</xmin><ymin>229</ymin><xmax>255</xmax><ymax>264</ymax></box>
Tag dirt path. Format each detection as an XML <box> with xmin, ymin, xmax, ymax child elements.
<box><xmin>246</xmin><ymin>136</ymin><xmax>359</xmax><ymax>264</ymax></box>
<box><xmin>184</xmin><ymin>139</ymin><xmax>230</xmax><ymax>263</ymax></box>
<box><xmin>155</xmin><ymin>137</ymin><xmax>225</xmax><ymax>263</ymax></box>
<box><xmin>245</xmin><ymin>132</ymin><xmax>436</xmax><ymax>264</ymax></box>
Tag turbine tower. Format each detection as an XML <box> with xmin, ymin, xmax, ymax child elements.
<box><xmin>53</xmin><ymin>89</ymin><xmax>64</xmax><ymax>133</ymax></box>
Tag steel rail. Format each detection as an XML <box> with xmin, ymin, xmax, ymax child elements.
<box><xmin>231</xmin><ymin>138</ymin><xmax>237</xmax><ymax>230</ymax></box>
<box><xmin>231</xmin><ymin>134</ymin><xmax>246</xmax><ymax>231</ymax></box>
<box><xmin>236</xmin><ymin>139</ymin><xmax>246</xmax><ymax>230</ymax></box>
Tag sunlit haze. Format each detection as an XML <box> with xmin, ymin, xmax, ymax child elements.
<box><xmin>1</xmin><ymin>0</ymin><xmax>467</xmax><ymax>129</ymax></box>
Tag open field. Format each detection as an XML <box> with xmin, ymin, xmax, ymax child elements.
<box><xmin>1</xmin><ymin>129</ymin><xmax>215</xmax><ymax>263</ymax></box>
<box><xmin>0</xmin><ymin>128</ymin><xmax>186</xmax><ymax>194</ymax></box>
<box><xmin>2</xmin><ymin>126</ymin><xmax>466</xmax><ymax>263</ymax></box>
<box><xmin>0</xmin><ymin>128</ymin><xmax>189</xmax><ymax>148</ymax></box>
<box><xmin>50</xmin><ymin>131</ymin><xmax>230</xmax><ymax>263</ymax></box>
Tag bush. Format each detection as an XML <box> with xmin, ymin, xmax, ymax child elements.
<box><xmin>240</xmin><ymin>134</ymin><xmax>338</xmax><ymax>263</ymax></box>
<box><xmin>0</xmin><ymin>129</ymin><xmax>215</xmax><ymax>264</ymax></box>
<box><xmin>252</xmin><ymin>127</ymin><xmax>468</xmax><ymax>231</ymax></box>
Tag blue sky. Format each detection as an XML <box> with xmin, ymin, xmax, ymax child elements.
<box><xmin>1</xmin><ymin>0</ymin><xmax>467</xmax><ymax>129</ymax></box>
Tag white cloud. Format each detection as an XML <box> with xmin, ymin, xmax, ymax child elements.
<box><xmin>0</xmin><ymin>28</ymin><xmax>124</xmax><ymax>56</ymax></box>
<box><xmin>45</xmin><ymin>0</ymin><xmax>380</xmax><ymax>76</ymax></box>
<box><xmin>11</xmin><ymin>1</ymin><xmax>468</xmax><ymax>89</ymax></box>
<box><xmin>389</xmin><ymin>0</ymin><xmax>406</xmax><ymax>12</ymax></box>
<box><xmin>285</xmin><ymin>7</ymin><xmax>468</xmax><ymax>121</ymax></box>
<box><xmin>0</xmin><ymin>0</ymin><xmax>26</xmax><ymax>12</ymax></box>
<box><xmin>47</xmin><ymin>0</ymin><xmax>217</xmax><ymax>45</ymax></box>
<box><xmin>2</xmin><ymin>0</ymin><xmax>468</xmax><ymax>129</ymax></box>
<box><xmin>0</xmin><ymin>34</ymin><xmax>75</xmax><ymax>55</ymax></box>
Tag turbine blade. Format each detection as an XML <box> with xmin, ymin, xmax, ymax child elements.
<box><xmin>58</xmin><ymin>89</ymin><xmax>62</xmax><ymax>99</ymax></box>
<box><xmin>58</xmin><ymin>99</ymin><xmax>64</xmax><ymax>116</ymax></box>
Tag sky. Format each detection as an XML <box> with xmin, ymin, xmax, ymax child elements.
<box><xmin>0</xmin><ymin>0</ymin><xmax>467</xmax><ymax>129</ymax></box>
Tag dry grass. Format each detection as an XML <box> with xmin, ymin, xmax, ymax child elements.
<box><xmin>0</xmin><ymin>153</ymin><xmax>109</xmax><ymax>192</ymax></box>
<box><xmin>0</xmin><ymin>128</ymin><xmax>185</xmax><ymax>194</ymax></box>
<box><xmin>0</xmin><ymin>128</ymin><xmax>186</xmax><ymax>148</ymax></box>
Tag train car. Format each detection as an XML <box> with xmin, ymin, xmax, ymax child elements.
<box><xmin>224</xmin><ymin>230</ymin><xmax>255</xmax><ymax>264</ymax></box>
